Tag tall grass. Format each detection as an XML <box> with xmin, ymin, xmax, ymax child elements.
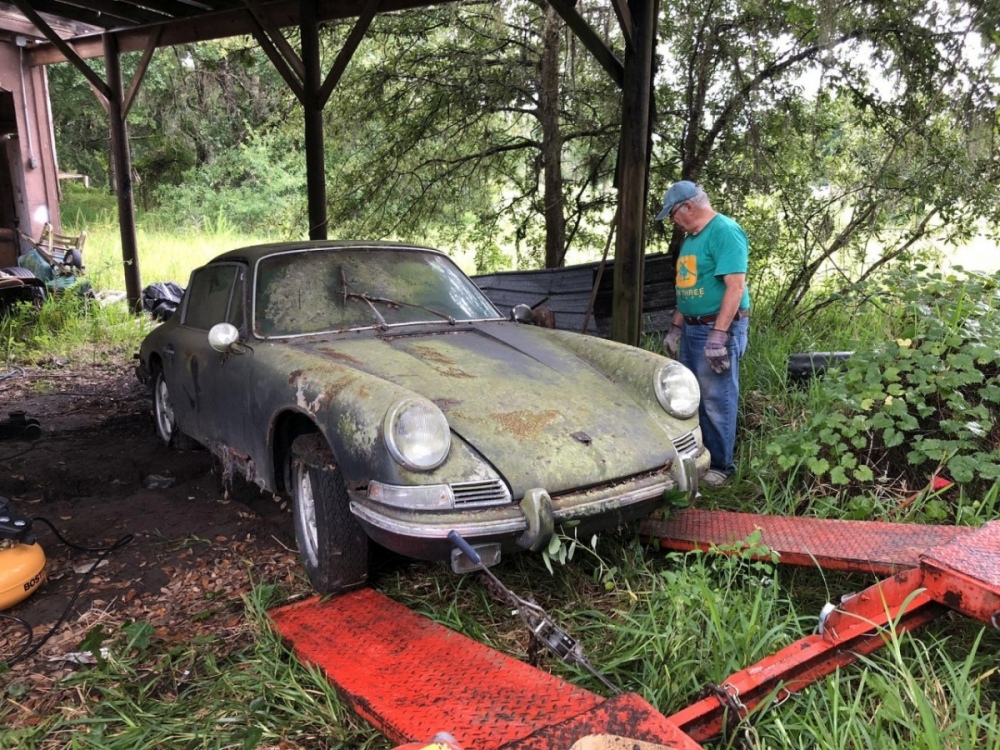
<box><xmin>1</xmin><ymin>584</ymin><xmax>390</xmax><ymax>750</ymax></box>
<box><xmin>3</xmin><ymin>203</ymin><xmax>997</xmax><ymax>746</ymax></box>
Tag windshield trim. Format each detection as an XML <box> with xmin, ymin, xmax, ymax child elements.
<box><xmin>250</xmin><ymin>246</ymin><xmax>505</xmax><ymax>340</ymax></box>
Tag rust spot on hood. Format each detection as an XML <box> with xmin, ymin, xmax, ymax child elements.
<box><xmin>288</xmin><ymin>369</ymin><xmax>303</xmax><ymax>385</ymax></box>
<box><xmin>410</xmin><ymin>344</ymin><xmax>456</xmax><ymax>366</ymax></box>
<box><xmin>318</xmin><ymin>347</ymin><xmax>365</xmax><ymax>365</ymax></box>
<box><xmin>409</xmin><ymin>344</ymin><xmax>475</xmax><ymax>378</ymax></box>
<box><xmin>494</xmin><ymin>409</ymin><xmax>561</xmax><ymax>439</ymax></box>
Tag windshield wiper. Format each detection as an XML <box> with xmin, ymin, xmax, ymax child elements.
<box><xmin>341</xmin><ymin>268</ymin><xmax>389</xmax><ymax>330</ymax></box>
<box><xmin>339</xmin><ymin>268</ymin><xmax>457</xmax><ymax>327</ymax></box>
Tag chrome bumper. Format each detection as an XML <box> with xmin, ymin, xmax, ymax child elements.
<box><xmin>349</xmin><ymin>449</ymin><xmax>706</xmax><ymax>561</ymax></box>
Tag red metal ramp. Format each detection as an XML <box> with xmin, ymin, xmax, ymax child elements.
<box><xmin>271</xmin><ymin>588</ymin><xmax>700</xmax><ymax>749</ymax></box>
<box><xmin>641</xmin><ymin>509</ymin><xmax>973</xmax><ymax>575</ymax></box>
<box><xmin>921</xmin><ymin>521</ymin><xmax>1000</xmax><ymax>625</ymax></box>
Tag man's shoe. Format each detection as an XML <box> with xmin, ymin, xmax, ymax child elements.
<box><xmin>702</xmin><ymin>469</ymin><xmax>730</xmax><ymax>488</ymax></box>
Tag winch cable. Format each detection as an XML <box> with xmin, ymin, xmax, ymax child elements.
<box><xmin>1</xmin><ymin>517</ymin><xmax>132</xmax><ymax>669</ymax></box>
<box><xmin>448</xmin><ymin>530</ymin><xmax>621</xmax><ymax>695</ymax></box>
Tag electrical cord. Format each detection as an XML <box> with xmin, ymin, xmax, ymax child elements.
<box><xmin>1</xmin><ymin>517</ymin><xmax>133</xmax><ymax>670</ymax></box>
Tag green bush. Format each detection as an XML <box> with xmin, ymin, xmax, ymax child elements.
<box><xmin>763</xmin><ymin>267</ymin><xmax>1000</xmax><ymax>516</ymax></box>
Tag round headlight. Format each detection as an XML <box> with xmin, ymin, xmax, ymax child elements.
<box><xmin>654</xmin><ymin>361</ymin><xmax>700</xmax><ymax>419</ymax></box>
<box><xmin>383</xmin><ymin>398</ymin><xmax>451</xmax><ymax>471</ymax></box>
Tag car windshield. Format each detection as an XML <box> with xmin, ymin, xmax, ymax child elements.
<box><xmin>254</xmin><ymin>247</ymin><xmax>502</xmax><ymax>337</ymax></box>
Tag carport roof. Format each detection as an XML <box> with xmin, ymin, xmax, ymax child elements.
<box><xmin>3</xmin><ymin>1</ymin><xmax>514</xmax><ymax>62</ymax></box>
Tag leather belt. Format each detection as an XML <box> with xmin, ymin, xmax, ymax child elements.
<box><xmin>683</xmin><ymin>308</ymin><xmax>750</xmax><ymax>326</ymax></box>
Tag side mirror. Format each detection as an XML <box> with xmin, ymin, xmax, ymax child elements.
<box><xmin>511</xmin><ymin>304</ymin><xmax>533</xmax><ymax>324</ymax></box>
<box><xmin>208</xmin><ymin>322</ymin><xmax>241</xmax><ymax>353</ymax></box>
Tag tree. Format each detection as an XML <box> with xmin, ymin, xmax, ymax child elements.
<box><xmin>319</xmin><ymin>0</ymin><xmax>623</xmax><ymax>270</ymax></box>
<box><xmin>652</xmin><ymin>0</ymin><xmax>1000</xmax><ymax>321</ymax></box>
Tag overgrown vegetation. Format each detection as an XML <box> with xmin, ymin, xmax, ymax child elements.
<box><xmin>5</xmin><ymin>0</ymin><xmax>998</xmax><ymax>742</ymax></box>
<box><xmin>46</xmin><ymin>0</ymin><xmax>999</xmax><ymax>295</ymax></box>
<box><xmin>762</xmin><ymin>267</ymin><xmax>1000</xmax><ymax>517</ymax></box>
<box><xmin>3</xmin><ymin>232</ymin><xmax>998</xmax><ymax>748</ymax></box>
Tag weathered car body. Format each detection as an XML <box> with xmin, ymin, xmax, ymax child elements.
<box><xmin>137</xmin><ymin>241</ymin><xmax>709</xmax><ymax>593</ymax></box>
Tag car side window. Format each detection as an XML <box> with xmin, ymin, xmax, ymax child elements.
<box><xmin>183</xmin><ymin>265</ymin><xmax>237</xmax><ymax>330</ymax></box>
<box><xmin>227</xmin><ymin>267</ymin><xmax>247</xmax><ymax>331</ymax></box>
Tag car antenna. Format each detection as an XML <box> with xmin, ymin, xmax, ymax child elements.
<box><xmin>448</xmin><ymin>530</ymin><xmax>621</xmax><ymax>695</ymax></box>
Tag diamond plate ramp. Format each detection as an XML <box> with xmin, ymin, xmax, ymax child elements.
<box><xmin>920</xmin><ymin>521</ymin><xmax>1000</xmax><ymax>625</ymax></box>
<box><xmin>271</xmin><ymin>588</ymin><xmax>696</xmax><ymax>749</ymax></box>
<box><xmin>642</xmin><ymin>510</ymin><xmax>973</xmax><ymax>575</ymax></box>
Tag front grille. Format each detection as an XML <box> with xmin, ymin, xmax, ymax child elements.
<box><xmin>451</xmin><ymin>479</ymin><xmax>511</xmax><ymax>507</ymax></box>
<box><xmin>672</xmin><ymin>430</ymin><xmax>698</xmax><ymax>456</ymax></box>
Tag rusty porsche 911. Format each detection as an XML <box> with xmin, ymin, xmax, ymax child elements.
<box><xmin>136</xmin><ymin>241</ymin><xmax>710</xmax><ymax>594</ymax></box>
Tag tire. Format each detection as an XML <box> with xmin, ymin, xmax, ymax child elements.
<box><xmin>289</xmin><ymin>433</ymin><xmax>369</xmax><ymax>595</ymax></box>
<box><xmin>0</xmin><ymin>267</ymin><xmax>35</xmax><ymax>278</ymax></box>
<box><xmin>152</xmin><ymin>370</ymin><xmax>201</xmax><ymax>450</ymax></box>
<box><xmin>787</xmin><ymin>351</ymin><xmax>854</xmax><ymax>384</ymax></box>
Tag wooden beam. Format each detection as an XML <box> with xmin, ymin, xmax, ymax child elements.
<box><xmin>609</xmin><ymin>0</ymin><xmax>635</xmax><ymax>50</ymax></box>
<box><xmin>612</xmin><ymin>0</ymin><xmax>657</xmax><ymax>345</ymax></box>
<box><xmin>11</xmin><ymin>0</ymin><xmax>112</xmax><ymax>99</ymax></box>
<box><xmin>545</xmin><ymin>0</ymin><xmax>624</xmax><ymax>88</ymax></box>
<box><xmin>27</xmin><ymin>0</ymin><xmax>457</xmax><ymax>65</ymax></box>
<box><xmin>122</xmin><ymin>28</ymin><xmax>163</xmax><ymax>119</ymax></box>
<box><xmin>249</xmin><ymin>25</ymin><xmax>305</xmax><ymax>102</ymax></box>
<box><xmin>14</xmin><ymin>0</ymin><xmax>121</xmax><ymax>29</ymax></box>
<box><xmin>246</xmin><ymin>0</ymin><xmax>306</xmax><ymax>83</ymax></box>
<box><xmin>318</xmin><ymin>0</ymin><xmax>384</xmax><ymax>108</ymax></box>
<box><xmin>301</xmin><ymin>0</ymin><xmax>328</xmax><ymax>240</ymax></box>
<box><xmin>30</xmin><ymin>0</ymin><xmax>171</xmax><ymax>26</ymax></box>
<box><xmin>103</xmin><ymin>32</ymin><xmax>143</xmax><ymax>310</ymax></box>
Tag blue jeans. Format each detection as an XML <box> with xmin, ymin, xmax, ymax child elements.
<box><xmin>679</xmin><ymin>317</ymin><xmax>749</xmax><ymax>474</ymax></box>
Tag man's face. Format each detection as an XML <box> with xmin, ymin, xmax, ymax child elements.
<box><xmin>669</xmin><ymin>200</ymin><xmax>695</xmax><ymax>232</ymax></box>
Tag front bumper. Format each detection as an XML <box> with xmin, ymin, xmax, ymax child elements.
<box><xmin>350</xmin><ymin>446</ymin><xmax>709</xmax><ymax>562</ymax></box>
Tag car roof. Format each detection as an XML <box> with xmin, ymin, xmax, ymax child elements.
<box><xmin>206</xmin><ymin>240</ymin><xmax>447</xmax><ymax>266</ymax></box>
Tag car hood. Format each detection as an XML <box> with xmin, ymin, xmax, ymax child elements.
<box><xmin>291</xmin><ymin>324</ymin><xmax>677</xmax><ymax>497</ymax></box>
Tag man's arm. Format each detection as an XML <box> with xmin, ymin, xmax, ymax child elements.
<box><xmin>713</xmin><ymin>272</ymin><xmax>746</xmax><ymax>331</ymax></box>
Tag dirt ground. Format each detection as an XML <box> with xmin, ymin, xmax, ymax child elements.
<box><xmin>0</xmin><ymin>355</ymin><xmax>309</xmax><ymax>720</ymax></box>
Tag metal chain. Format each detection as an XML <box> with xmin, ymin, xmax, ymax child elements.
<box><xmin>700</xmin><ymin>682</ymin><xmax>795</xmax><ymax>749</ymax></box>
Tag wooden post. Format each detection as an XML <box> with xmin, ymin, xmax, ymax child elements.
<box><xmin>301</xmin><ymin>0</ymin><xmax>328</xmax><ymax>240</ymax></box>
<box><xmin>103</xmin><ymin>33</ymin><xmax>142</xmax><ymax>310</ymax></box>
<box><xmin>612</xmin><ymin>0</ymin><xmax>657</xmax><ymax>346</ymax></box>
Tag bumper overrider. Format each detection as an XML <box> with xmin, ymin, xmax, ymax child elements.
<box><xmin>350</xmin><ymin>443</ymin><xmax>708</xmax><ymax>569</ymax></box>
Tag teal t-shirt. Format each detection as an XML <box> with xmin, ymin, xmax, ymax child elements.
<box><xmin>675</xmin><ymin>213</ymin><xmax>751</xmax><ymax>317</ymax></box>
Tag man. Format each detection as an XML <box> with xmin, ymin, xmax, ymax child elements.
<box><xmin>658</xmin><ymin>181</ymin><xmax>750</xmax><ymax>487</ymax></box>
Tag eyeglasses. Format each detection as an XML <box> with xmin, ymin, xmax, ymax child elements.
<box><xmin>668</xmin><ymin>201</ymin><xmax>688</xmax><ymax>219</ymax></box>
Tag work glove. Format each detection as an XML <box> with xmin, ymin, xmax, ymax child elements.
<box><xmin>663</xmin><ymin>323</ymin><xmax>682</xmax><ymax>358</ymax></box>
<box><xmin>705</xmin><ymin>328</ymin><xmax>731</xmax><ymax>373</ymax></box>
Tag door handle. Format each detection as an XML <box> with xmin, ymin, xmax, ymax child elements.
<box><xmin>163</xmin><ymin>344</ymin><xmax>175</xmax><ymax>359</ymax></box>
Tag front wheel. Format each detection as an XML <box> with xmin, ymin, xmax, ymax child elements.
<box><xmin>152</xmin><ymin>370</ymin><xmax>200</xmax><ymax>450</ymax></box>
<box><xmin>289</xmin><ymin>434</ymin><xmax>369</xmax><ymax>594</ymax></box>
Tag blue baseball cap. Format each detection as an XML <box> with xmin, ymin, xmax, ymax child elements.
<box><xmin>655</xmin><ymin>181</ymin><xmax>699</xmax><ymax>220</ymax></box>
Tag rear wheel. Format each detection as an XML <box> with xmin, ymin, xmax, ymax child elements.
<box><xmin>289</xmin><ymin>434</ymin><xmax>369</xmax><ymax>594</ymax></box>
<box><xmin>152</xmin><ymin>370</ymin><xmax>200</xmax><ymax>450</ymax></box>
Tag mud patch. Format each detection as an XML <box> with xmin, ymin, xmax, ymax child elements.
<box><xmin>0</xmin><ymin>356</ymin><xmax>307</xmax><ymax>723</ymax></box>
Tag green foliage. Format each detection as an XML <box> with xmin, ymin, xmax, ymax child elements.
<box><xmin>763</xmin><ymin>267</ymin><xmax>1000</xmax><ymax>513</ymax></box>
<box><xmin>653</xmin><ymin>0</ymin><xmax>1000</xmax><ymax>311</ymax></box>
<box><xmin>0</xmin><ymin>294</ymin><xmax>150</xmax><ymax>365</ymax></box>
<box><xmin>149</xmin><ymin>128</ymin><xmax>307</xmax><ymax>236</ymax></box>
<box><xmin>59</xmin><ymin>182</ymin><xmax>118</xmax><ymax>231</ymax></box>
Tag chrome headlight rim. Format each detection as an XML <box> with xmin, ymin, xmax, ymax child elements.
<box><xmin>654</xmin><ymin>360</ymin><xmax>700</xmax><ymax>419</ymax></box>
<box><xmin>382</xmin><ymin>397</ymin><xmax>452</xmax><ymax>471</ymax></box>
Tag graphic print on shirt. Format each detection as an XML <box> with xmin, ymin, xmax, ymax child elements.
<box><xmin>677</xmin><ymin>256</ymin><xmax>697</xmax><ymax>288</ymax></box>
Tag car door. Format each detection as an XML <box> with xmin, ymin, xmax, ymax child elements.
<box><xmin>173</xmin><ymin>263</ymin><xmax>249</xmax><ymax>446</ymax></box>
<box><xmin>196</xmin><ymin>263</ymin><xmax>258</xmax><ymax>460</ymax></box>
